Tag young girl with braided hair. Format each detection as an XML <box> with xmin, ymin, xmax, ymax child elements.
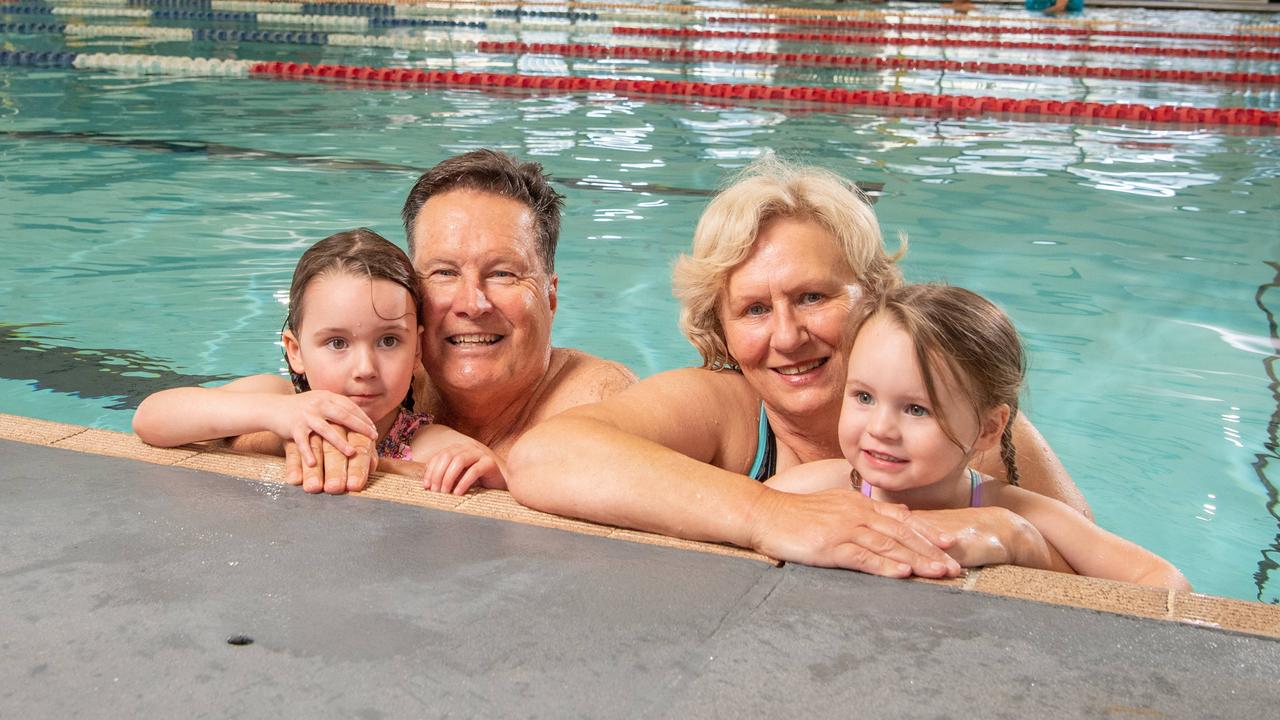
<box><xmin>767</xmin><ymin>283</ymin><xmax>1189</xmax><ymax>590</ymax></box>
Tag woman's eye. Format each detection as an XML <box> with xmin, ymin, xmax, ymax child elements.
<box><xmin>325</xmin><ymin>338</ymin><xmax>348</xmax><ymax>350</ymax></box>
<box><xmin>906</xmin><ymin>404</ymin><xmax>930</xmax><ymax>417</ymax></box>
<box><xmin>745</xmin><ymin>303</ymin><xmax>768</xmax><ymax>317</ymax></box>
<box><xmin>800</xmin><ymin>292</ymin><xmax>823</xmax><ymax>305</ymax></box>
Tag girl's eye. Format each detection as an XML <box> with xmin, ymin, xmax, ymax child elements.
<box><xmin>378</xmin><ymin>336</ymin><xmax>400</xmax><ymax>348</ymax></box>
<box><xmin>325</xmin><ymin>338</ymin><xmax>348</xmax><ymax>350</ymax></box>
<box><xmin>744</xmin><ymin>303</ymin><xmax>768</xmax><ymax>317</ymax></box>
<box><xmin>906</xmin><ymin>404</ymin><xmax>930</xmax><ymax>418</ymax></box>
<box><xmin>854</xmin><ymin>391</ymin><xmax>874</xmax><ymax>405</ymax></box>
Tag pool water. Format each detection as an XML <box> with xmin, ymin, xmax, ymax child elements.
<box><xmin>1</xmin><ymin>1</ymin><xmax>1277</xmax><ymax>603</ymax></box>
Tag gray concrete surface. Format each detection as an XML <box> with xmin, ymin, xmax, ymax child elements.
<box><xmin>2</xmin><ymin>439</ymin><xmax>1276</xmax><ymax>719</ymax></box>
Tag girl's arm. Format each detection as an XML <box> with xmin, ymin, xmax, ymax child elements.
<box><xmin>132</xmin><ymin>374</ymin><xmax>377</xmax><ymax>460</ymax></box>
<box><xmin>984</xmin><ymin>483</ymin><xmax>1191</xmax><ymax>591</ymax></box>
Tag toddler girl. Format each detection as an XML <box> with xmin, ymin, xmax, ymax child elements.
<box><xmin>134</xmin><ymin>228</ymin><xmax>503</xmax><ymax>495</ymax></box>
<box><xmin>767</xmin><ymin>283</ymin><xmax>1189</xmax><ymax>590</ymax></box>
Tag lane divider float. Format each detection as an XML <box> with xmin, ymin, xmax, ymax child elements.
<box><xmin>613</xmin><ymin>26</ymin><xmax>1280</xmax><ymax>62</ymax></box>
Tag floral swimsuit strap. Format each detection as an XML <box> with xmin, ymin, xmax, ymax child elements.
<box><xmin>376</xmin><ymin>409</ymin><xmax>434</xmax><ymax>460</ymax></box>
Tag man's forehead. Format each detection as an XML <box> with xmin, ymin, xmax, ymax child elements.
<box><xmin>412</xmin><ymin>190</ymin><xmax>539</xmax><ymax>258</ymax></box>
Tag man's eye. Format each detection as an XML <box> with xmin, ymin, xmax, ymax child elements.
<box><xmin>326</xmin><ymin>338</ymin><xmax>348</xmax><ymax>350</ymax></box>
<box><xmin>906</xmin><ymin>404</ymin><xmax>930</xmax><ymax>417</ymax></box>
<box><xmin>431</xmin><ymin>268</ymin><xmax>458</xmax><ymax>278</ymax></box>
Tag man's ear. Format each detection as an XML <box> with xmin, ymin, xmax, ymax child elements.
<box><xmin>547</xmin><ymin>272</ymin><xmax>558</xmax><ymax>316</ymax></box>
<box><xmin>282</xmin><ymin>329</ymin><xmax>305</xmax><ymax>376</ymax></box>
<box><xmin>973</xmin><ymin>403</ymin><xmax>1011</xmax><ymax>452</ymax></box>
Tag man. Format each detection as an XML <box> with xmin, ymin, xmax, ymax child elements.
<box><xmin>285</xmin><ymin>150</ymin><xmax>635</xmax><ymax>493</ymax></box>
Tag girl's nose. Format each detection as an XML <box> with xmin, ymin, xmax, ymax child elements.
<box><xmin>867</xmin><ymin>405</ymin><xmax>898</xmax><ymax>440</ymax></box>
<box><xmin>352</xmin><ymin>346</ymin><xmax>377</xmax><ymax>379</ymax></box>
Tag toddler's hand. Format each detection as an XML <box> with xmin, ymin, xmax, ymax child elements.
<box><xmin>274</xmin><ymin>390</ymin><xmax>378</xmax><ymax>466</ymax></box>
<box><xmin>422</xmin><ymin>440</ymin><xmax>507</xmax><ymax>495</ymax></box>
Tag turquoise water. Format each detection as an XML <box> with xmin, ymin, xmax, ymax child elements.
<box><xmin>1</xmin><ymin>3</ymin><xmax>1278</xmax><ymax>602</ymax></box>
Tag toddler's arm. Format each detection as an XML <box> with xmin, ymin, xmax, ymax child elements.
<box><xmin>413</xmin><ymin>424</ymin><xmax>507</xmax><ymax>495</ymax></box>
<box><xmin>763</xmin><ymin>459</ymin><xmax>853</xmax><ymax>494</ymax></box>
<box><xmin>984</xmin><ymin>483</ymin><xmax>1191</xmax><ymax>591</ymax></box>
<box><xmin>132</xmin><ymin>374</ymin><xmax>377</xmax><ymax>461</ymax></box>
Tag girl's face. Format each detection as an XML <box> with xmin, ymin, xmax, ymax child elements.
<box><xmin>838</xmin><ymin>314</ymin><xmax>1004</xmax><ymax>494</ymax></box>
<box><xmin>718</xmin><ymin>216</ymin><xmax>860</xmax><ymax>421</ymax></box>
<box><xmin>283</xmin><ymin>272</ymin><xmax>421</xmax><ymax>432</ymax></box>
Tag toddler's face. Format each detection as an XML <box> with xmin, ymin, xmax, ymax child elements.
<box><xmin>837</xmin><ymin>314</ymin><xmax>981</xmax><ymax>494</ymax></box>
<box><xmin>286</xmin><ymin>273</ymin><xmax>421</xmax><ymax>430</ymax></box>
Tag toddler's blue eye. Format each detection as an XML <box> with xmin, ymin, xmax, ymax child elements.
<box><xmin>906</xmin><ymin>404</ymin><xmax>929</xmax><ymax>417</ymax></box>
<box><xmin>855</xmin><ymin>391</ymin><xmax>874</xmax><ymax>405</ymax></box>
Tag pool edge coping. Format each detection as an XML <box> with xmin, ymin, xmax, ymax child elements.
<box><xmin>4</xmin><ymin>412</ymin><xmax>1277</xmax><ymax>640</ymax></box>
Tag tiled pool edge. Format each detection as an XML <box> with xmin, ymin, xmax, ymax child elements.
<box><xmin>4</xmin><ymin>412</ymin><xmax>1277</xmax><ymax>640</ymax></box>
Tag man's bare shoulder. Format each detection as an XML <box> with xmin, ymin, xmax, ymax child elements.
<box><xmin>536</xmin><ymin>348</ymin><xmax>638</xmax><ymax>419</ymax></box>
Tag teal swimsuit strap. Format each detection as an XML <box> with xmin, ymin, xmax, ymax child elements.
<box><xmin>968</xmin><ymin>467</ymin><xmax>983</xmax><ymax>507</ymax></box>
<box><xmin>748</xmin><ymin>402</ymin><xmax>772</xmax><ymax>481</ymax></box>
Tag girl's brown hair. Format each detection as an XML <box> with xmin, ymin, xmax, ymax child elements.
<box><xmin>283</xmin><ymin>228</ymin><xmax>423</xmax><ymax>403</ymax></box>
<box><xmin>860</xmin><ymin>284</ymin><xmax>1025</xmax><ymax>485</ymax></box>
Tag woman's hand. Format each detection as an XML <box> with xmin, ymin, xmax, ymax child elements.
<box><xmin>746</xmin><ymin>487</ymin><xmax>962</xmax><ymax>578</ymax></box>
<box><xmin>269</xmin><ymin>391</ymin><xmax>378</xmax><ymax>467</ymax></box>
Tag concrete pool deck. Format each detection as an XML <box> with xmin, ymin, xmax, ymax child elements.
<box><xmin>2</xmin><ymin>414</ymin><xmax>1278</xmax><ymax>717</ymax></box>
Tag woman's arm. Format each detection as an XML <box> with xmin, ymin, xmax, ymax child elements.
<box><xmin>507</xmin><ymin>369</ymin><xmax>961</xmax><ymax>578</ymax></box>
<box><xmin>972</xmin><ymin>413</ymin><xmax>1093</xmax><ymax>520</ymax></box>
<box><xmin>984</xmin><ymin>484</ymin><xmax>1191</xmax><ymax>590</ymax></box>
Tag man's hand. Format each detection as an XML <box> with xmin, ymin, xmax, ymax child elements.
<box><xmin>271</xmin><ymin>390</ymin><xmax>378</xmax><ymax>466</ymax></box>
<box><xmin>746</xmin><ymin>487</ymin><xmax>962</xmax><ymax>578</ymax></box>
<box><xmin>284</xmin><ymin>430</ymin><xmax>377</xmax><ymax>494</ymax></box>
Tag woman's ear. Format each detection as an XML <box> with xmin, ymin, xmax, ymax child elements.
<box><xmin>973</xmin><ymin>404</ymin><xmax>1011</xmax><ymax>452</ymax></box>
<box><xmin>282</xmin><ymin>329</ymin><xmax>305</xmax><ymax>376</ymax></box>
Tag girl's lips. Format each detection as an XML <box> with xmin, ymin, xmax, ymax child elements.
<box><xmin>862</xmin><ymin>448</ymin><xmax>907</xmax><ymax>468</ymax></box>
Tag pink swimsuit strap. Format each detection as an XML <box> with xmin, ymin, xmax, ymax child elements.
<box><xmin>376</xmin><ymin>409</ymin><xmax>434</xmax><ymax>460</ymax></box>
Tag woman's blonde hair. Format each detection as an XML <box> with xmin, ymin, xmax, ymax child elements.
<box><xmin>672</xmin><ymin>156</ymin><xmax>903</xmax><ymax>370</ymax></box>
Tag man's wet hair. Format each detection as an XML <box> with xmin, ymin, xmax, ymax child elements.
<box><xmin>401</xmin><ymin>149</ymin><xmax>565</xmax><ymax>273</ymax></box>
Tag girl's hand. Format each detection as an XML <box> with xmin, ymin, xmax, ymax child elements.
<box><xmin>272</xmin><ymin>391</ymin><xmax>378</xmax><ymax>467</ymax></box>
<box><xmin>422</xmin><ymin>440</ymin><xmax>507</xmax><ymax>495</ymax></box>
<box><xmin>906</xmin><ymin>507</ymin><xmax>1061</xmax><ymax>570</ymax></box>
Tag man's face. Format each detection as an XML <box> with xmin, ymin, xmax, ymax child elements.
<box><xmin>411</xmin><ymin>188</ymin><xmax>557</xmax><ymax>398</ymax></box>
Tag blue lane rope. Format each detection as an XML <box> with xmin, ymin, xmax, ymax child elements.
<box><xmin>0</xmin><ymin>49</ymin><xmax>78</xmax><ymax>67</ymax></box>
<box><xmin>0</xmin><ymin>2</ymin><xmax>485</xmax><ymax>27</ymax></box>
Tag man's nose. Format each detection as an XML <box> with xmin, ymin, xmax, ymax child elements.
<box><xmin>456</xmin><ymin>275</ymin><xmax>494</xmax><ymax>317</ymax></box>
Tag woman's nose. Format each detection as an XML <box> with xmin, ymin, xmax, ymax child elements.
<box><xmin>769</xmin><ymin>305</ymin><xmax>807</xmax><ymax>352</ymax></box>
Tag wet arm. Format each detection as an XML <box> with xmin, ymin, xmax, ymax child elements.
<box><xmin>132</xmin><ymin>374</ymin><xmax>295</xmax><ymax>447</ymax></box>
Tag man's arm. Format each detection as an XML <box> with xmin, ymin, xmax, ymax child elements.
<box><xmin>972</xmin><ymin>413</ymin><xmax>1093</xmax><ymax>520</ymax></box>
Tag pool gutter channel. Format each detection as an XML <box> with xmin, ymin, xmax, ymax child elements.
<box><xmin>3</xmin><ymin>411</ymin><xmax>1277</xmax><ymax>640</ymax></box>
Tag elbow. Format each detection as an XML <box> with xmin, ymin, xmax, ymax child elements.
<box><xmin>131</xmin><ymin>401</ymin><xmax>169</xmax><ymax>447</ymax></box>
<box><xmin>1140</xmin><ymin>564</ymin><xmax>1192</xmax><ymax>593</ymax></box>
<box><xmin>505</xmin><ymin>423</ymin><xmax>559</xmax><ymax>510</ymax></box>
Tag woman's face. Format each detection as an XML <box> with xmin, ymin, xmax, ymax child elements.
<box><xmin>719</xmin><ymin>216</ymin><xmax>860</xmax><ymax>420</ymax></box>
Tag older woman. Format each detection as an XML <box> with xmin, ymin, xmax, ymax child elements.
<box><xmin>508</xmin><ymin>158</ymin><xmax>1089</xmax><ymax>576</ymax></box>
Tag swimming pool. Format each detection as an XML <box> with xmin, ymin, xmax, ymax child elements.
<box><xmin>1</xmin><ymin>0</ymin><xmax>1277</xmax><ymax>602</ymax></box>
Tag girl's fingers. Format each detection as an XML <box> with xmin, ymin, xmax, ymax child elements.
<box><xmin>309</xmin><ymin>418</ymin><xmax>355</xmax><ymax>457</ymax></box>
<box><xmin>452</xmin><ymin>461</ymin><xmax>487</xmax><ymax>496</ymax></box>
<box><xmin>438</xmin><ymin>455</ymin><xmax>469</xmax><ymax>494</ymax></box>
<box><xmin>293</xmin><ymin>431</ymin><xmax>317</xmax><ymax>467</ymax></box>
